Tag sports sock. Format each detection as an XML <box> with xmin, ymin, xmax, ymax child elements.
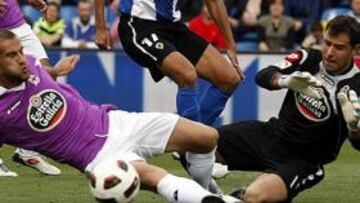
<box><xmin>157</xmin><ymin>174</ymin><xmax>212</xmax><ymax>203</ymax></box>
<box><xmin>200</xmin><ymin>85</ymin><xmax>231</xmax><ymax>125</ymax></box>
<box><xmin>185</xmin><ymin>148</ymin><xmax>215</xmax><ymax>190</ymax></box>
<box><xmin>176</xmin><ymin>87</ymin><xmax>200</xmax><ymax>121</ymax></box>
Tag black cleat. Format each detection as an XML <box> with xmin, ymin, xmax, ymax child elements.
<box><xmin>202</xmin><ymin>195</ymin><xmax>244</xmax><ymax>203</ymax></box>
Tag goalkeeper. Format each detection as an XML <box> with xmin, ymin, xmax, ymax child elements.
<box><xmin>215</xmin><ymin>15</ymin><xmax>360</xmax><ymax>203</ymax></box>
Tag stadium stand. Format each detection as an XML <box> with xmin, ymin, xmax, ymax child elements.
<box><xmin>321</xmin><ymin>8</ymin><xmax>351</xmax><ymax>22</ymax></box>
<box><xmin>21</xmin><ymin>5</ymin><xmax>42</xmax><ymax>24</ymax></box>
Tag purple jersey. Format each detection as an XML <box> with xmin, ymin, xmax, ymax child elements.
<box><xmin>0</xmin><ymin>55</ymin><xmax>117</xmax><ymax>171</ymax></box>
<box><xmin>0</xmin><ymin>0</ymin><xmax>25</xmax><ymax>29</ymax></box>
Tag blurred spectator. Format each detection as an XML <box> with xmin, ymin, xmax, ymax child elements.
<box><xmin>188</xmin><ymin>5</ymin><xmax>227</xmax><ymax>49</ymax></box>
<box><xmin>301</xmin><ymin>21</ymin><xmax>323</xmax><ymax>50</ymax></box>
<box><xmin>47</xmin><ymin>0</ymin><xmax>62</xmax><ymax>5</ymax></box>
<box><xmin>284</xmin><ymin>0</ymin><xmax>321</xmax><ymax>43</ymax></box>
<box><xmin>228</xmin><ymin>0</ymin><xmax>268</xmax><ymax>41</ymax></box>
<box><xmin>33</xmin><ymin>2</ymin><xmax>65</xmax><ymax>47</ymax></box>
<box><xmin>257</xmin><ymin>0</ymin><xmax>295</xmax><ymax>51</ymax></box>
<box><xmin>62</xmin><ymin>0</ymin><xmax>97</xmax><ymax>49</ymax></box>
<box><xmin>178</xmin><ymin>0</ymin><xmax>203</xmax><ymax>22</ymax></box>
<box><xmin>347</xmin><ymin>0</ymin><xmax>360</xmax><ymax>22</ymax></box>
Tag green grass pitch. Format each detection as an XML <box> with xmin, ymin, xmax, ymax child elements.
<box><xmin>0</xmin><ymin>142</ymin><xmax>359</xmax><ymax>203</ymax></box>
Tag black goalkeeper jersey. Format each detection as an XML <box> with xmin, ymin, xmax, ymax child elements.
<box><xmin>256</xmin><ymin>49</ymin><xmax>360</xmax><ymax>164</ymax></box>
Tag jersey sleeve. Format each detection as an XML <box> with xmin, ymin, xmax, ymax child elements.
<box><xmin>255</xmin><ymin>49</ymin><xmax>321</xmax><ymax>90</ymax></box>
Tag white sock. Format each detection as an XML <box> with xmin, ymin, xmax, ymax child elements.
<box><xmin>157</xmin><ymin>174</ymin><xmax>212</xmax><ymax>203</ymax></box>
<box><xmin>185</xmin><ymin>149</ymin><xmax>215</xmax><ymax>189</ymax></box>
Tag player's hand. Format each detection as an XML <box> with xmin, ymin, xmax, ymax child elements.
<box><xmin>0</xmin><ymin>0</ymin><xmax>7</xmax><ymax>17</ymax></box>
<box><xmin>337</xmin><ymin>89</ymin><xmax>360</xmax><ymax>131</ymax></box>
<box><xmin>278</xmin><ymin>71</ymin><xmax>322</xmax><ymax>98</ymax></box>
<box><xmin>27</xmin><ymin>0</ymin><xmax>47</xmax><ymax>12</ymax></box>
<box><xmin>54</xmin><ymin>55</ymin><xmax>80</xmax><ymax>76</ymax></box>
<box><xmin>227</xmin><ymin>47</ymin><xmax>244</xmax><ymax>80</ymax></box>
<box><xmin>95</xmin><ymin>29</ymin><xmax>112</xmax><ymax>50</ymax></box>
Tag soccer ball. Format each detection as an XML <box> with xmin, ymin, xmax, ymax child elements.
<box><xmin>86</xmin><ymin>159</ymin><xmax>140</xmax><ymax>203</ymax></box>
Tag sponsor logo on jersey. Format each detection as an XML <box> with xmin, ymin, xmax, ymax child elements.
<box><xmin>28</xmin><ymin>74</ymin><xmax>40</xmax><ymax>86</ymax></box>
<box><xmin>294</xmin><ymin>90</ymin><xmax>331</xmax><ymax>122</ymax></box>
<box><xmin>27</xmin><ymin>89</ymin><xmax>67</xmax><ymax>132</ymax></box>
<box><xmin>7</xmin><ymin>101</ymin><xmax>22</xmax><ymax>115</ymax></box>
<box><xmin>320</xmin><ymin>74</ymin><xmax>335</xmax><ymax>86</ymax></box>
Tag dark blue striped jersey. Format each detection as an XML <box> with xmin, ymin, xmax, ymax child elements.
<box><xmin>119</xmin><ymin>0</ymin><xmax>181</xmax><ymax>22</ymax></box>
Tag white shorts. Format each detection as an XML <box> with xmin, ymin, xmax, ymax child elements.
<box><xmin>85</xmin><ymin>110</ymin><xmax>179</xmax><ymax>172</ymax></box>
<box><xmin>10</xmin><ymin>23</ymin><xmax>48</xmax><ymax>60</ymax></box>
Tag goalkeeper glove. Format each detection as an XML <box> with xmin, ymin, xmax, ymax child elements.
<box><xmin>337</xmin><ymin>89</ymin><xmax>360</xmax><ymax>131</ymax></box>
<box><xmin>277</xmin><ymin>71</ymin><xmax>322</xmax><ymax>98</ymax></box>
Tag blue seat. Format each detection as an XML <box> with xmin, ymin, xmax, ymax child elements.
<box><xmin>236</xmin><ymin>41</ymin><xmax>258</xmax><ymax>52</ymax></box>
<box><xmin>237</xmin><ymin>31</ymin><xmax>258</xmax><ymax>42</ymax></box>
<box><xmin>22</xmin><ymin>5</ymin><xmax>42</xmax><ymax>24</ymax></box>
<box><xmin>60</xmin><ymin>6</ymin><xmax>78</xmax><ymax>23</ymax></box>
<box><xmin>321</xmin><ymin>8</ymin><xmax>351</xmax><ymax>22</ymax></box>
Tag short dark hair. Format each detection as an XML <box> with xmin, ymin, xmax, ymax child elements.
<box><xmin>0</xmin><ymin>29</ymin><xmax>16</xmax><ymax>41</ymax></box>
<box><xmin>326</xmin><ymin>15</ymin><xmax>360</xmax><ymax>46</ymax></box>
<box><xmin>48</xmin><ymin>2</ymin><xmax>60</xmax><ymax>11</ymax></box>
<box><xmin>0</xmin><ymin>30</ymin><xmax>16</xmax><ymax>54</ymax></box>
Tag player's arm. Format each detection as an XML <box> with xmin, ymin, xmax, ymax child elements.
<box><xmin>0</xmin><ymin>0</ymin><xmax>7</xmax><ymax>17</ymax></box>
<box><xmin>255</xmin><ymin>49</ymin><xmax>321</xmax><ymax>98</ymax></box>
<box><xmin>45</xmin><ymin>55</ymin><xmax>80</xmax><ymax>79</ymax></box>
<box><xmin>256</xmin><ymin>49</ymin><xmax>306</xmax><ymax>90</ymax></box>
<box><xmin>27</xmin><ymin>0</ymin><xmax>47</xmax><ymax>12</ymax></box>
<box><xmin>94</xmin><ymin>0</ymin><xmax>112</xmax><ymax>50</ymax></box>
<box><xmin>204</xmin><ymin>0</ymin><xmax>242</xmax><ymax>78</ymax></box>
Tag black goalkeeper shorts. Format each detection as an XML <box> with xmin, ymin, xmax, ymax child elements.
<box><xmin>217</xmin><ymin>121</ymin><xmax>324</xmax><ymax>201</ymax></box>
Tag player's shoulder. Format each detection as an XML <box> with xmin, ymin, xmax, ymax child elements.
<box><xmin>285</xmin><ymin>48</ymin><xmax>321</xmax><ymax>65</ymax></box>
<box><xmin>25</xmin><ymin>55</ymin><xmax>43</xmax><ymax>71</ymax></box>
<box><xmin>272</xmin><ymin>48</ymin><xmax>322</xmax><ymax>73</ymax></box>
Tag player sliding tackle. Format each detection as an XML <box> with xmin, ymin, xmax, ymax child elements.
<box><xmin>0</xmin><ymin>30</ymin><xmax>240</xmax><ymax>203</ymax></box>
<box><xmin>94</xmin><ymin>0</ymin><xmax>243</xmax><ymax>191</ymax></box>
<box><xmin>215</xmin><ymin>16</ymin><xmax>360</xmax><ymax>203</ymax></box>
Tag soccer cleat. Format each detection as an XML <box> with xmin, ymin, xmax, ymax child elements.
<box><xmin>0</xmin><ymin>159</ymin><xmax>18</xmax><ymax>177</ymax></box>
<box><xmin>212</xmin><ymin>163</ymin><xmax>230</xmax><ymax>179</ymax></box>
<box><xmin>202</xmin><ymin>195</ymin><xmax>244</xmax><ymax>203</ymax></box>
<box><xmin>171</xmin><ymin>152</ymin><xmax>181</xmax><ymax>160</ymax></box>
<box><xmin>228</xmin><ymin>187</ymin><xmax>247</xmax><ymax>201</ymax></box>
<box><xmin>12</xmin><ymin>153</ymin><xmax>61</xmax><ymax>176</ymax></box>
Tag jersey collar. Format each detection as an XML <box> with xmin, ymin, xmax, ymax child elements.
<box><xmin>0</xmin><ymin>82</ymin><xmax>26</xmax><ymax>96</ymax></box>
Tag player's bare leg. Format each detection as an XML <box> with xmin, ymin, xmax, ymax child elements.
<box><xmin>195</xmin><ymin>44</ymin><xmax>241</xmax><ymax>179</ymax></box>
<box><xmin>241</xmin><ymin>174</ymin><xmax>287</xmax><ymax>203</ymax></box>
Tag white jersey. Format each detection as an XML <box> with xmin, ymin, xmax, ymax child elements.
<box><xmin>119</xmin><ymin>0</ymin><xmax>181</xmax><ymax>22</ymax></box>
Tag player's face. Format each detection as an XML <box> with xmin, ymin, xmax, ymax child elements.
<box><xmin>322</xmin><ymin>31</ymin><xmax>354</xmax><ymax>74</ymax></box>
<box><xmin>78</xmin><ymin>2</ymin><xmax>91</xmax><ymax>23</ymax></box>
<box><xmin>0</xmin><ymin>38</ymin><xmax>29</xmax><ymax>83</ymax></box>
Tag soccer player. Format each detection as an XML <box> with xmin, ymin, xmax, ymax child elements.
<box><xmin>0</xmin><ymin>30</ymin><xmax>242</xmax><ymax>203</ymax></box>
<box><xmin>216</xmin><ymin>15</ymin><xmax>360</xmax><ymax>203</ymax></box>
<box><xmin>0</xmin><ymin>0</ymin><xmax>61</xmax><ymax>176</ymax></box>
<box><xmin>94</xmin><ymin>0</ymin><xmax>241</xmax><ymax>189</ymax></box>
